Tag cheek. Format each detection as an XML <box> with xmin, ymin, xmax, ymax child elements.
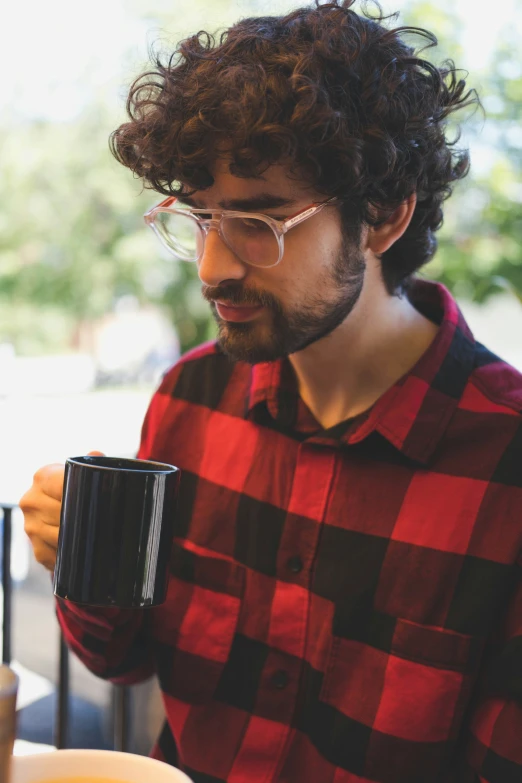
<box><xmin>281</xmin><ymin>238</ymin><xmax>340</xmax><ymax>303</ymax></box>
<box><xmin>286</xmin><ymin>220</ymin><xmax>342</xmax><ymax>271</ymax></box>
<box><xmin>251</xmin><ymin>223</ymin><xmax>342</xmax><ymax>307</ymax></box>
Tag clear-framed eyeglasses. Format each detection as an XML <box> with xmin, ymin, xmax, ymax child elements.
<box><xmin>143</xmin><ymin>196</ymin><xmax>339</xmax><ymax>269</ymax></box>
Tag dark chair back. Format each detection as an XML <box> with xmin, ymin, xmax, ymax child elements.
<box><xmin>1</xmin><ymin>505</ymin><xmax>129</xmax><ymax>751</ymax></box>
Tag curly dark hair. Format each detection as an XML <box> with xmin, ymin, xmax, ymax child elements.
<box><xmin>110</xmin><ymin>0</ymin><xmax>480</xmax><ymax>293</ymax></box>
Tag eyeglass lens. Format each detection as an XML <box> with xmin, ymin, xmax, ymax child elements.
<box><xmin>154</xmin><ymin>211</ymin><xmax>280</xmax><ymax>267</ymax></box>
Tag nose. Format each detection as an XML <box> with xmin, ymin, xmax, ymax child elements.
<box><xmin>197</xmin><ymin>227</ymin><xmax>247</xmax><ymax>288</ymax></box>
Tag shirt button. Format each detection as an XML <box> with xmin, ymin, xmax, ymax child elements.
<box><xmin>287</xmin><ymin>555</ymin><xmax>303</xmax><ymax>574</ymax></box>
<box><xmin>271</xmin><ymin>670</ymin><xmax>289</xmax><ymax>690</ymax></box>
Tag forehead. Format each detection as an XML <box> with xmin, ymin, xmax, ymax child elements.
<box><xmin>189</xmin><ymin>158</ymin><xmax>319</xmax><ymax>206</ymax></box>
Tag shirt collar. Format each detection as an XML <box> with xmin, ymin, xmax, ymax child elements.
<box><xmin>246</xmin><ymin>280</ymin><xmax>476</xmax><ymax>465</ymax></box>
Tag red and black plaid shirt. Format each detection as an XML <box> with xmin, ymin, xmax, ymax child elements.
<box><xmin>57</xmin><ymin>280</ymin><xmax>522</xmax><ymax>783</ymax></box>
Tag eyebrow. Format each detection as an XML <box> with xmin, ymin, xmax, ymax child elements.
<box><xmin>177</xmin><ymin>193</ymin><xmax>297</xmax><ymax>212</ymax></box>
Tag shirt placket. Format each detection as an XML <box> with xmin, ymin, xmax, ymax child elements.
<box><xmin>228</xmin><ymin>441</ymin><xmax>338</xmax><ymax>783</ymax></box>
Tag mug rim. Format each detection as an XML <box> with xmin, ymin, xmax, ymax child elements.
<box><xmin>12</xmin><ymin>749</ymin><xmax>193</xmax><ymax>783</ymax></box>
<box><xmin>67</xmin><ymin>455</ymin><xmax>179</xmax><ymax>474</ymax></box>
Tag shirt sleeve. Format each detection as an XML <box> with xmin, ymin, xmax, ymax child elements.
<box><xmin>462</xmin><ymin>554</ymin><xmax>522</xmax><ymax>782</ymax></box>
<box><xmin>55</xmin><ymin>598</ymin><xmax>154</xmax><ymax>685</ymax></box>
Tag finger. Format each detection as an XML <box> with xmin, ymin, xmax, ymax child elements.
<box><xmin>33</xmin><ymin>463</ymin><xmax>66</xmax><ymax>502</ymax></box>
<box><xmin>20</xmin><ymin>487</ymin><xmax>62</xmax><ymax>528</ymax></box>
<box><xmin>25</xmin><ymin>516</ymin><xmax>60</xmax><ymax>548</ymax></box>
<box><xmin>31</xmin><ymin>539</ymin><xmax>58</xmax><ymax>572</ymax></box>
<box><xmin>87</xmin><ymin>450</ymin><xmax>105</xmax><ymax>457</ymax></box>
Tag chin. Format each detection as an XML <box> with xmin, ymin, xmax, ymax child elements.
<box><xmin>217</xmin><ymin>323</ymin><xmax>287</xmax><ymax>364</ymax></box>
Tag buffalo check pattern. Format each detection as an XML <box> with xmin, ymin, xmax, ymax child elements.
<box><xmin>57</xmin><ymin>280</ymin><xmax>522</xmax><ymax>783</ymax></box>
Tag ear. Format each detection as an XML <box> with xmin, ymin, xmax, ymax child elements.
<box><xmin>364</xmin><ymin>194</ymin><xmax>417</xmax><ymax>256</ymax></box>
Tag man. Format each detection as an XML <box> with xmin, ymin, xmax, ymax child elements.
<box><xmin>20</xmin><ymin>1</ymin><xmax>522</xmax><ymax>781</ymax></box>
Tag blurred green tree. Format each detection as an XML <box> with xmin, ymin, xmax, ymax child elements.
<box><xmin>400</xmin><ymin>1</ymin><xmax>522</xmax><ymax>303</ymax></box>
<box><xmin>0</xmin><ymin>106</ymin><xmax>213</xmax><ymax>354</ymax></box>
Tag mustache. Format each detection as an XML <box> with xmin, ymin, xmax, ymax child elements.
<box><xmin>202</xmin><ymin>285</ymin><xmax>277</xmax><ymax>309</ymax></box>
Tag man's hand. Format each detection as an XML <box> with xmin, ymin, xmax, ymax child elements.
<box><xmin>20</xmin><ymin>451</ymin><xmax>104</xmax><ymax>571</ymax></box>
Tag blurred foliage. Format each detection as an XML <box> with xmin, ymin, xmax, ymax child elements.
<box><xmin>0</xmin><ymin>104</ymin><xmax>214</xmax><ymax>354</ymax></box>
<box><xmin>0</xmin><ymin>0</ymin><xmax>520</xmax><ymax>355</ymax></box>
<box><xmin>400</xmin><ymin>5</ymin><xmax>522</xmax><ymax>304</ymax></box>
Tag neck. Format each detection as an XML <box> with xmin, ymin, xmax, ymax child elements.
<box><xmin>288</xmin><ymin>269</ymin><xmax>439</xmax><ymax>430</ymax></box>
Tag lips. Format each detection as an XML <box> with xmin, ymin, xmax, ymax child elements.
<box><xmin>215</xmin><ymin>301</ymin><xmax>264</xmax><ymax>322</ymax></box>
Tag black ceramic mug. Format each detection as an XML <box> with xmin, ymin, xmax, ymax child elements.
<box><xmin>53</xmin><ymin>455</ymin><xmax>181</xmax><ymax>608</ymax></box>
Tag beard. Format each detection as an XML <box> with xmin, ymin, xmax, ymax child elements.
<box><xmin>202</xmin><ymin>234</ymin><xmax>366</xmax><ymax>364</ymax></box>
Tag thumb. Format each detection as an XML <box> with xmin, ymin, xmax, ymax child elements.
<box><xmin>87</xmin><ymin>450</ymin><xmax>106</xmax><ymax>457</ymax></box>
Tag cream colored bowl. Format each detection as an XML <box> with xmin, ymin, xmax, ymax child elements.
<box><xmin>12</xmin><ymin>749</ymin><xmax>193</xmax><ymax>783</ymax></box>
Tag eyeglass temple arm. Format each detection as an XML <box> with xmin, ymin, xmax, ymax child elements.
<box><xmin>144</xmin><ymin>196</ymin><xmax>178</xmax><ymax>222</ymax></box>
<box><xmin>281</xmin><ymin>197</ymin><xmax>338</xmax><ymax>232</ymax></box>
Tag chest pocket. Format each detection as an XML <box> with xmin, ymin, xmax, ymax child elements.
<box><xmin>152</xmin><ymin>542</ymin><xmax>245</xmax><ymax>704</ymax></box>
<box><xmin>317</xmin><ymin>615</ymin><xmax>483</xmax><ymax>781</ymax></box>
